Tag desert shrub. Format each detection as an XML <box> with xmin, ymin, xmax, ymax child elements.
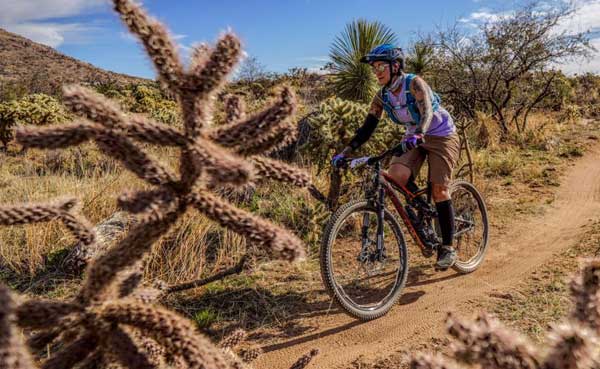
<box><xmin>558</xmin><ymin>104</ymin><xmax>582</xmax><ymax>124</ymax></box>
<box><xmin>0</xmin><ymin>94</ymin><xmax>68</xmax><ymax>149</ymax></box>
<box><xmin>94</xmin><ymin>83</ymin><xmax>181</xmax><ymax>125</ymax></box>
<box><xmin>475</xmin><ymin>147</ymin><xmax>524</xmax><ymax>178</ymax></box>
<box><xmin>569</xmin><ymin>73</ymin><xmax>600</xmax><ymax>118</ymax></box>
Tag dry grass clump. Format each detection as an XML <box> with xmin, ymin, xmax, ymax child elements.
<box><xmin>410</xmin><ymin>258</ymin><xmax>600</xmax><ymax>369</ymax></box>
<box><xmin>0</xmin><ymin>0</ymin><xmax>321</xmax><ymax>368</ymax></box>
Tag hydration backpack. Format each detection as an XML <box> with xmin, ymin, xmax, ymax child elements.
<box><xmin>381</xmin><ymin>73</ymin><xmax>441</xmax><ymax>126</ymax></box>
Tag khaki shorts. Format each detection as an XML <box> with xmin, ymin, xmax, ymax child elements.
<box><xmin>390</xmin><ymin>133</ymin><xmax>461</xmax><ymax>185</ymax></box>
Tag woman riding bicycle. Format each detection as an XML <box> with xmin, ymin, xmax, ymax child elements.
<box><xmin>332</xmin><ymin>44</ymin><xmax>461</xmax><ymax>270</ymax></box>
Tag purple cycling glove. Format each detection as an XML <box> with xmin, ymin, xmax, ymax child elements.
<box><xmin>394</xmin><ymin>134</ymin><xmax>424</xmax><ymax>155</ymax></box>
<box><xmin>331</xmin><ymin>153</ymin><xmax>346</xmax><ymax>168</ymax></box>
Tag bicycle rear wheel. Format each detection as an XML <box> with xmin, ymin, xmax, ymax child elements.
<box><xmin>320</xmin><ymin>199</ymin><xmax>408</xmax><ymax>320</ymax></box>
<box><xmin>450</xmin><ymin>180</ymin><xmax>489</xmax><ymax>273</ymax></box>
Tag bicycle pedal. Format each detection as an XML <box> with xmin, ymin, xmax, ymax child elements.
<box><xmin>421</xmin><ymin>249</ymin><xmax>434</xmax><ymax>258</ymax></box>
<box><xmin>434</xmin><ymin>265</ymin><xmax>449</xmax><ymax>272</ymax></box>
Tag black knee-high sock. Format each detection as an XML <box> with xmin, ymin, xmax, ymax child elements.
<box><xmin>435</xmin><ymin>199</ymin><xmax>455</xmax><ymax>246</ymax></box>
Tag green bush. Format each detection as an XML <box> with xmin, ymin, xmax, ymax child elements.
<box><xmin>95</xmin><ymin>83</ymin><xmax>181</xmax><ymax>125</ymax></box>
<box><xmin>0</xmin><ymin>94</ymin><xmax>68</xmax><ymax>149</ymax></box>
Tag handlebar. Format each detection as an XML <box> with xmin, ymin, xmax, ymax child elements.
<box><xmin>338</xmin><ymin>137</ymin><xmax>424</xmax><ymax>170</ymax></box>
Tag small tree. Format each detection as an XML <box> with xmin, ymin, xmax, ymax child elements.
<box><xmin>428</xmin><ymin>2</ymin><xmax>593</xmax><ymax>138</ymax></box>
<box><xmin>236</xmin><ymin>55</ymin><xmax>269</xmax><ymax>82</ymax></box>
<box><xmin>329</xmin><ymin>19</ymin><xmax>397</xmax><ymax>103</ymax></box>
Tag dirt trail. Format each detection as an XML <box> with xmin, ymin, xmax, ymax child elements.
<box><xmin>254</xmin><ymin>143</ymin><xmax>600</xmax><ymax>369</ymax></box>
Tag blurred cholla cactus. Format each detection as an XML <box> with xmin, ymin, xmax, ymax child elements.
<box><xmin>0</xmin><ymin>94</ymin><xmax>69</xmax><ymax>149</ymax></box>
<box><xmin>411</xmin><ymin>258</ymin><xmax>600</xmax><ymax>369</ymax></box>
<box><xmin>0</xmin><ymin>0</ymin><xmax>323</xmax><ymax>367</ymax></box>
<box><xmin>303</xmin><ymin>97</ymin><xmax>401</xmax><ymax>173</ymax></box>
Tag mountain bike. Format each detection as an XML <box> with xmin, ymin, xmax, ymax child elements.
<box><xmin>320</xmin><ymin>144</ymin><xmax>489</xmax><ymax>320</ymax></box>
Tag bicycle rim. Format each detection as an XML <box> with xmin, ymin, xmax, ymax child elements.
<box><xmin>451</xmin><ymin>181</ymin><xmax>489</xmax><ymax>273</ymax></box>
<box><xmin>321</xmin><ymin>200</ymin><xmax>408</xmax><ymax>320</ymax></box>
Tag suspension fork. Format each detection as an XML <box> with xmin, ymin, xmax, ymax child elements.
<box><xmin>374</xmin><ymin>162</ymin><xmax>386</xmax><ymax>259</ymax></box>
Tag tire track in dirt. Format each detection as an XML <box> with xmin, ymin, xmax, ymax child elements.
<box><xmin>255</xmin><ymin>143</ymin><xmax>600</xmax><ymax>369</ymax></box>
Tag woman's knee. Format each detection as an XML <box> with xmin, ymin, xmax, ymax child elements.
<box><xmin>388</xmin><ymin>164</ymin><xmax>411</xmax><ymax>185</ymax></box>
<box><xmin>432</xmin><ymin>184</ymin><xmax>451</xmax><ymax>202</ymax></box>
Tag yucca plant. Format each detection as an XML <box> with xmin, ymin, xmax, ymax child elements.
<box><xmin>406</xmin><ymin>40</ymin><xmax>435</xmax><ymax>76</ymax></box>
<box><xmin>329</xmin><ymin>19</ymin><xmax>397</xmax><ymax>103</ymax></box>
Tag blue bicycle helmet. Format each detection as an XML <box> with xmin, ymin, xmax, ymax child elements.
<box><xmin>360</xmin><ymin>44</ymin><xmax>405</xmax><ymax>69</ymax></box>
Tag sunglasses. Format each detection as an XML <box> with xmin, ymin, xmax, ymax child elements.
<box><xmin>371</xmin><ymin>64</ymin><xmax>389</xmax><ymax>73</ymax></box>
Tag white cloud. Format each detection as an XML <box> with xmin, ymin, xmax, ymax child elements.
<box><xmin>3</xmin><ymin>22</ymin><xmax>96</xmax><ymax>47</ymax></box>
<box><xmin>297</xmin><ymin>56</ymin><xmax>330</xmax><ymax>63</ymax></box>
<box><xmin>460</xmin><ymin>1</ymin><xmax>600</xmax><ymax>74</ymax></box>
<box><xmin>0</xmin><ymin>0</ymin><xmax>107</xmax><ymax>23</ymax></box>
<box><xmin>0</xmin><ymin>0</ymin><xmax>107</xmax><ymax>47</ymax></box>
<box><xmin>458</xmin><ymin>9</ymin><xmax>514</xmax><ymax>27</ymax></box>
<box><xmin>559</xmin><ymin>37</ymin><xmax>600</xmax><ymax>74</ymax></box>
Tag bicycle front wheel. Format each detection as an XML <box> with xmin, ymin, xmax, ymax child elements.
<box><xmin>320</xmin><ymin>199</ymin><xmax>408</xmax><ymax>320</ymax></box>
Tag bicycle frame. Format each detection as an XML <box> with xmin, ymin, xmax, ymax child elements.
<box><xmin>366</xmin><ymin>160</ymin><xmax>432</xmax><ymax>256</ymax></box>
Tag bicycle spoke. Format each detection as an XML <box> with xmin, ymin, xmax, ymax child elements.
<box><xmin>328</xmin><ymin>208</ymin><xmax>404</xmax><ymax>309</ymax></box>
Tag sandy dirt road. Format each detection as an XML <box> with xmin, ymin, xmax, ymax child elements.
<box><xmin>255</xmin><ymin>143</ymin><xmax>600</xmax><ymax>369</ymax></box>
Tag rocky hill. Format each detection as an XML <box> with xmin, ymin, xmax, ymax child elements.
<box><xmin>0</xmin><ymin>28</ymin><xmax>149</xmax><ymax>95</ymax></box>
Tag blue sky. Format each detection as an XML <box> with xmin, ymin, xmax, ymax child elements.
<box><xmin>1</xmin><ymin>0</ymin><xmax>599</xmax><ymax>78</ymax></box>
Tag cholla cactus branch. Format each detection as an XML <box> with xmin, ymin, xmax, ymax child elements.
<box><xmin>2</xmin><ymin>1</ymin><xmax>314</xmax><ymax>368</ymax></box>
<box><xmin>106</xmin><ymin>326</ymin><xmax>157</xmax><ymax>369</ymax></box>
<box><xmin>117</xmin><ymin>189</ymin><xmax>175</xmax><ymax>214</ymax></box>
<box><xmin>80</xmin><ymin>206</ymin><xmax>183</xmax><ymax>303</ymax></box>
<box><xmin>446</xmin><ymin>313</ymin><xmax>540</xmax><ymax>369</ymax></box>
<box><xmin>251</xmin><ymin>156</ymin><xmax>311</xmax><ymax>188</ymax></box>
<box><xmin>189</xmin><ymin>43</ymin><xmax>211</xmax><ymax>74</ymax></box>
<box><xmin>41</xmin><ymin>333</ymin><xmax>98</xmax><ymax>369</ymax></box>
<box><xmin>410</xmin><ymin>353</ymin><xmax>462</xmax><ymax>369</ymax></box>
<box><xmin>224</xmin><ymin>94</ymin><xmax>246</xmax><ymax>123</ymax></box>
<box><xmin>0</xmin><ymin>199</ymin><xmax>95</xmax><ymax>246</ymax></box>
<box><xmin>63</xmin><ymin>85</ymin><xmax>127</xmax><ymax>129</ymax></box>
<box><xmin>190</xmin><ymin>138</ymin><xmax>255</xmax><ymax>186</ymax></box>
<box><xmin>239</xmin><ymin>347</ymin><xmax>262</xmax><ymax>363</ymax></box>
<box><xmin>288</xmin><ymin>348</ymin><xmax>320</xmax><ymax>369</ymax></box>
<box><xmin>113</xmin><ymin>0</ymin><xmax>184</xmax><ymax>92</ymax></box>
<box><xmin>16</xmin><ymin>123</ymin><xmax>100</xmax><ymax>149</ymax></box>
<box><xmin>189</xmin><ymin>192</ymin><xmax>305</xmax><ymax>261</ymax></box>
<box><xmin>15</xmin><ymin>300</ymin><xmax>81</xmax><ymax>329</ymax></box>
<box><xmin>118</xmin><ymin>271</ymin><xmax>144</xmax><ymax>298</ymax></box>
<box><xmin>95</xmin><ymin>133</ymin><xmax>177</xmax><ymax>187</ymax></box>
<box><xmin>77</xmin><ymin>350</ymin><xmax>105</xmax><ymax>369</ymax></box>
<box><xmin>0</xmin><ymin>285</ymin><xmax>36</xmax><ymax>369</ymax></box>
<box><xmin>98</xmin><ymin>301</ymin><xmax>234</xmax><ymax>369</ymax></box>
<box><xmin>187</xmin><ymin>32</ymin><xmax>241</xmax><ymax>99</ymax></box>
<box><xmin>209</xmin><ymin>87</ymin><xmax>296</xmax><ymax>148</ymax></box>
<box><xmin>236</xmin><ymin>123</ymin><xmax>296</xmax><ymax>156</ymax></box>
<box><xmin>127</xmin><ymin>114</ymin><xmax>187</xmax><ymax>147</ymax></box>
<box><xmin>61</xmin><ymin>212</ymin><xmax>96</xmax><ymax>246</ymax></box>
<box><xmin>542</xmin><ymin>322</ymin><xmax>600</xmax><ymax>369</ymax></box>
<box><xmin>0</xmin><ymin>199</ymin><xmax>76</xmax><ymax>226</ymax></box>
<box><xmin>570</xmin><ymin>259</ymin><xmax>600</xmax><ymax>332</ymax></box>
<box><xmin>219</xmin><ymin>329</ymin><xmax>247</xmax><ymax>349</ymax></box>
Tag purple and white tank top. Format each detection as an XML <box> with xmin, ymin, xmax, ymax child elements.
<box><xmin>385</xmin><ymin>77</ymin><xmax>456</xmax><ymax>137</ymax></box>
